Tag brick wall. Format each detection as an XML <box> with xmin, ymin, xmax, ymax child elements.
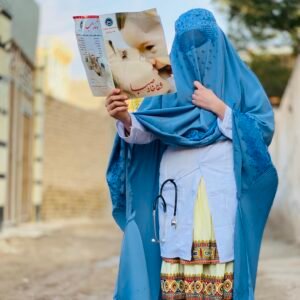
<box><xmin>41</xmin><ymin>97</ymin><xmax>115</xmax><ymax>220</ymax></box>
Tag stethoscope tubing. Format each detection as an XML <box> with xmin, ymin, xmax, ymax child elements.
<box><xmin>151</xmin><ymin>178</ymin><xmax>178</xmax><ymax>243</ymax></box>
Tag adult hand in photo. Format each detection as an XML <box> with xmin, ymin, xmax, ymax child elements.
<box><xmin>105</xmin><ymin>89</ymin><xmax>132</xmax><ymax>132</ymax></box>
<box><xmin>192</xmin><ymin>81</ymin><xmax>226</xmax><ymax>120</ymax></box>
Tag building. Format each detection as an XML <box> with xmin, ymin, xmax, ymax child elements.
<box><xmin>269</xmin><ymin>56</ymin><xmax>300</xmax><ymax>243</ymax></box>
<box><xmin>37</xmin><ymin>38</ymin><xmax>73</xmax><ymax>102</ymax></box>
<box><xmin>0</xmin><ymin>0</ymin><xmax>39</xmax><ymax>228</ymax></box>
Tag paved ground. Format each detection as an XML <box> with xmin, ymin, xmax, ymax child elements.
<box><xmin>256</xmin><ymin>236</ymin><xmax>300</xmax><ymax>299</ymax></box>
<box><xmin>0</xmin><ymin>213</ymin><xmax>299</xmax><ymax>300</ymax></box>
<box><xmin>0</xmin><ymin>216</ymin><xmax>122</xmax><ymax>300</ymax></box>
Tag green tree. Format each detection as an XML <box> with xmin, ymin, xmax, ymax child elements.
<box><xmin>249</xmin><ymin>54</ymin><xmax>294</xmax><ymax>99</ymax></box>
<box><xmin>215</xmin><ymin>0</ymin><xmax>300</xmax><ymax>54</ymax></box>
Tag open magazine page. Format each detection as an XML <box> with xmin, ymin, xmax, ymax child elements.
<box><xmin>74</xmin><ymin>9</ymin><xmax>176</xmax><ymax>98</ymax></box>
<box><xmin>74</xmin><ymin>16</ymin><xmax>115</xmax><ymax>96</ymax></box>
<box><xmin>100</xmin><ymin>9</ymin><xmax>176</xmax><ymax>98</ymax></box>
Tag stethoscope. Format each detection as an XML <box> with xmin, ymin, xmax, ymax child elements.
<box><xmin>151</xmin><ymin>178</ymin><xmax>178</xmax><ymax>243</ymax></box>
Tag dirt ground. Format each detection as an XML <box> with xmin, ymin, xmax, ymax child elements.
<box><xmin>0</xmin><ymin>212</ymin><xmax>299</xmax><ymax>300</ymax></box>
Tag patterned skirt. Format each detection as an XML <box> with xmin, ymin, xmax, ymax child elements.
<box><xmin>160</xmin><ymin>179</ymin><xmax>234</xmax><ymax>300</ymax></box>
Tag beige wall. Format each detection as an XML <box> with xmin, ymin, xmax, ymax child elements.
<box><xmin>269</xmin><ymin>56</ymin><xmax>300</xmax><ymax>243</ymax></box>
<box><xmin>69</xmin><ymin>79</ymin><xmax>103</xmax><ymax>110</ymax></box>
<box><xmin>41</xmin><ymin>97</ymin><xmax>115</xmax><ymax>220</ymax></box>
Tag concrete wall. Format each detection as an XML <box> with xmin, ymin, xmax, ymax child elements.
<box><xmin>269</xmin><ymin>56</ymin><xmax>300</xmax><ymax>243</ymax></box>
<box><xmin>41</xmin><ymin>97</ymin><xmax>115</xmax><ymax>220</ymax></box>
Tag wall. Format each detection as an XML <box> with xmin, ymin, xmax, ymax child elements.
<box><xmin>269</xmin><ymin>56</ymin><xmax>300</xmax><ymax>243</ymax></box>
<box><xmin>41</xmin><ymin>97</ymin><xmax>115</xmax><ymax>220</ymax></box>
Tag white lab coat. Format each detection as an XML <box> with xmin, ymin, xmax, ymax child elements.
<box><xmin>116</xmin><ymin>107</ymin><xmax>237</xmax><ymax>263</ymax></box>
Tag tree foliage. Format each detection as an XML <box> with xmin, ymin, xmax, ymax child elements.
<box><xmin>249</xmin><ymin>54</ymin><xmax>294</xmax><ymax>98</ymax></box>
<box><xmin>216</xmin><ymin>0</ymin><xmax>300</xmax><ymax>53</ymax></box>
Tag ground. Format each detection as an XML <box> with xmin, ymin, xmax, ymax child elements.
<box><xmin>0</xmin><ymin>212</ymin><xmax>299</xmax><ymax>300</ymax></box>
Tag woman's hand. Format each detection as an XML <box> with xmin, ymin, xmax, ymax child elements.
<box><xmin>105</xmin><ymin>89</ymin><xmax>132</xmax><ymax>132</ymax></box>
<box><xmin>192</xmin><ymin>81</ymin><xmax>226</xmax><ymax>120</ymax></box>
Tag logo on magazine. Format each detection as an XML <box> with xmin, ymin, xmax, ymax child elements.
<box><xmin>83</xmin><ymin>22</ymin><xmax>99</xmax><ymax>31</ymax></box>
<box><xmin>105</xmin><ymin>18</ymin><xmax>113</xmax><ymax>27</ymax></box>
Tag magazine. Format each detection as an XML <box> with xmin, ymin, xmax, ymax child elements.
<box><xmin>73</xmin><ymin>8</ymin><xmax>176</xmax><ymax>99</ymax></box>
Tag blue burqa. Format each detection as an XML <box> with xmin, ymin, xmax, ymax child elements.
<box><xmin>106</xmin><ymin>9</ymin><xmax>278</xmax><ymax>300</ymax></box>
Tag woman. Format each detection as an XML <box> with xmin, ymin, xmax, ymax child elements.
<box><xmin>106</xmin><ymin>9</ymin><xmax>278</xmax><ymax>300</ymax></box>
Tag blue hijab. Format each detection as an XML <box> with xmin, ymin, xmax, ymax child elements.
<box><xmin>107</xmin><ymin>9</ymin><xmax>278</xmax><ymax>300</ymax></box>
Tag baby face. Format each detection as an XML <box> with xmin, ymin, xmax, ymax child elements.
<box><xmin>119</xmin><ymin>11</ymin><xmax>171</xmax><ymax>73</ymax></box>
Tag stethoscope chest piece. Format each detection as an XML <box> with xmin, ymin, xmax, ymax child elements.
<box><xmin>151</xmin><ymin>178</ymin><xmax>178</xmax><ymax>243</ymax></box>
<box><xmin>171</xmin><ymin>216</ymin><xmax>177</xmax><ymax>228</ymax></box>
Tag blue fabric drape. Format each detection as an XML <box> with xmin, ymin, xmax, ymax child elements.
<box><xmin>106</xmin><ymin>9</ymin><xmax>278</xmax><ymax>300</ymax></box>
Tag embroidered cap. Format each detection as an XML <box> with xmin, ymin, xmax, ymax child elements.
<box><xmin>175</xmin><ymin>9</ymin><xmax>218</xmax><ymax>40</ymax></box>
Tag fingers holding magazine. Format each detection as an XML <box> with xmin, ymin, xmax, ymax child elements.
<box><xmin>105</xmin><ymin>89</ymin><xmax>132</xmax><ymax>130</ymax></box>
